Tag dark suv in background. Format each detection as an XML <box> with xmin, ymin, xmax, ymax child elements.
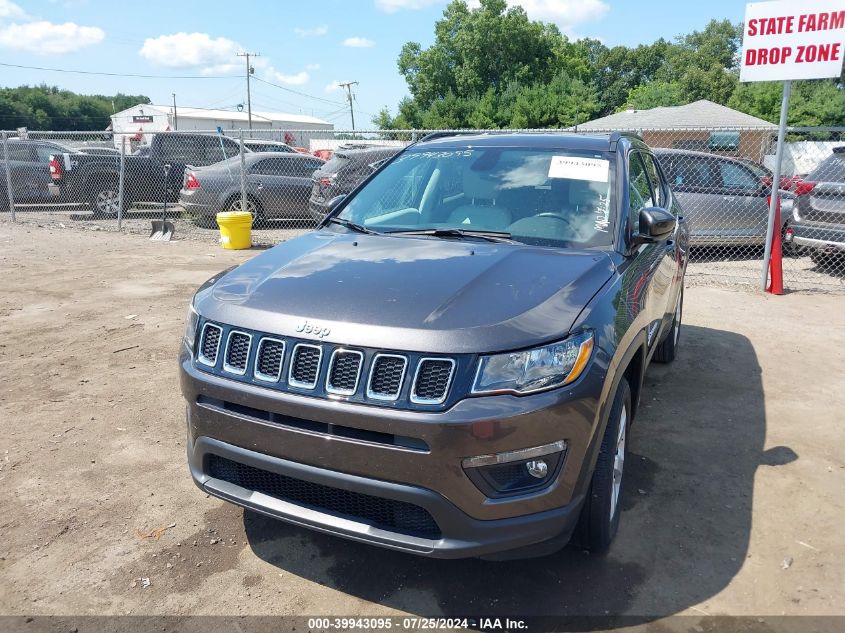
<box><xmin>308</xmin><ymin>145</ymin><xmax>402</xmax><ymax>222</ymax></box>
<box><xmin>181</xmin><ymin>131</ymin><xmax>688</xmax><ymax>559</ymax></box>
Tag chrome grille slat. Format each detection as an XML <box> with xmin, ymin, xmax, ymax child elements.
<box><xmin>367</xmin><ymin>354</ymin><xmax>407</xmax><ymax>401</ymax></box>
<box><xmin>289</xmin><ymin>343</ymin><xmax>322</xmax><ymax>389</ymax></box>
<box><xmin>326</xmin><ymin>349</ymin><xmax>364</xmax><ymax>396</ymax></box>
<box><xmin>254</xmin><ymin>338</ymin><xmax>285</xmax><ymax>382</ymax></box>
<box><xmin>411</xmin><ymin>358</ymin><xmax>455</xmax><ymax>405</ymax></box>
<box><xmin>197</xmin><ymin>323</ymin><xmax>222</xmax><ymax>367</ymax></box>
<box><xmin>223</xmin><ymin>330</ymin><xmax>252</xmax><ymax>375</ymax></box>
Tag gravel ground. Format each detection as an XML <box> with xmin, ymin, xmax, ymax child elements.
<box><xmin>0</xmin><ymin>218</ymin><xmax>844</xmax><ymax>628</ymax></box>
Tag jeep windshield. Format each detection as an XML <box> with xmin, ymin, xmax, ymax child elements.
<box><xmin>335</xmin><ymin>146</ymin><xmax>616</xmax><ymax>248</ymax></box>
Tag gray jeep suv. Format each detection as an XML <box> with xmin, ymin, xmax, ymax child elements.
<box><xmin>180</xmin><ymin>132</ymin><xmax>688</xmax><ymax>559</ymax></box>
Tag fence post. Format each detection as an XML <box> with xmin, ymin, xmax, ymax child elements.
<box><xmin>2</xmin><ymin>131</ymin><xmax>15</xmax><ymax>221</ymax></box>
<box><xmin>239</xmin><ymin>130</ymin><xmax>247</xmax><ymax>215</ymax></box>
<box><xmin>117</xmin><ymin>136</ymin><xmax>126</xmax><ymax>231</ymax></box>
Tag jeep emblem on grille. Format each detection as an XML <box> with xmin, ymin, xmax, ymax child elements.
<box><xmin>295</xmin><ymin>320</ymin><xmax>331</xmax><ymax>338</ymax></box>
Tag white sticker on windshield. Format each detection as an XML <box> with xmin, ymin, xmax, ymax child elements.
<box><xmin>548</xmin><ymin>156</ymin><xmax>609</xmax><ymax>182</ymax></box>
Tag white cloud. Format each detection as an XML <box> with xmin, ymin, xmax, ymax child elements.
<box><xmin>139</xmin><ymin>32</ymin><xmax>240</xmax><ymax>67</ymax></box>
<box><xmin>375</xmin><ymin>0</ymin><xmax>441</xmax><ymax>12</ymax></box>
<box><xmin>271</xmin><ymin>70</ymin><xmax>309</xmax><ymax>86</ymax></box>
<box><xmin>294</xmin><ymin>24</ymin><xmax>328</xmax><ymax>37</ymax></box>
<box><xmin>0</xmin><ymin>0</ymin><xmax>104</xmax><ymax>54</ymax></box>
<box><xmin>324</xmin><ymin>80</ymin><xmax>350</xmax><ymax>93</ymax></box>
<box><xmin>0</xmin><ymin>20</ymin><xmax>104</xmax><ymax>54</ymax></box>
<box><xmin>306</xmin><ymin>63</ymin><xmax>320</xmax><ymax>71</ymax></box>
<box><xmin>514</xmin><ymin>0</ymin><xmax>609</xmax><ymax>34</ymax></box>
<box><xmin>0</xmin><ymin>0</ymin><xmax>25</xmax><ymax>19</ymax></box>
<box><xmin>342</xmin><ymin>36</ymin><xmax>375</xmax><ymax>48</ymax></box>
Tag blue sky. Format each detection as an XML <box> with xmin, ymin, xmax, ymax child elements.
<box><xmin>0</xmin><ymin>0</ymin><xmax>746</xmax><ymax>128</ymax></box>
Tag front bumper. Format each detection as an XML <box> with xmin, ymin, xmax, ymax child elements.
<box><xmin>181</xmin><ymin>348</ymin><xmax>608</xmax><ymax>558</ymax></box>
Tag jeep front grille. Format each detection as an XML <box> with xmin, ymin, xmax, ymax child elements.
<box><xmin>198</xmin><ymin>323</ymin><xmax>222</xmax><ymax>366</ymax></box>
<box><xmin>289</xmin><ymin>344</ymin><xmax>322</xmax><ymax>389</ymax></box>
<box><xmin>194</xmin><ymin>321</ymin><xmax>458</xmax><ymax>408</ymax></box>
<box><xmin>223</xmin><ymin>331</ymin><xmax>251</xmax><ymax>375</ymax></box>
<box><xmin>326</xmin><ymin>349</ymin><xmax>363</xmax><ymax>395</ymax></box>
<box><xmin>411</xmin><ymin>358</ymin><xmax>455</xmax><ymax>404</ymax></box>
<box><xmin>367</xmin><ymin>354</ymin><xmax>407</xmax><ymax>401</ymax></box>
<box><xmin>254</xmin><ymin>338</ymin><xmax>285</xmax><ymax>382</ymax></box>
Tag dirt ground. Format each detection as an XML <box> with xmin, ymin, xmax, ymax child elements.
<box><xmin>0</xmin><ymin>220</ymin><xmax>843</xmax><ymax>623</ymax></box>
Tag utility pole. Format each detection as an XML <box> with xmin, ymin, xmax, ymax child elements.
<box><xmin>338</xmin><ymin>81</ymin><xmax>359</xmax><ymax>130</ymax></box>
<box><xmin>172</xmin><ymin>93</ymin><xmax>178</xmax><ymax>131</ymax></box>
<box><xmin>237</xmin><ymin>52</ymin><xmax>259</xmax><ymax>132</ymax></box>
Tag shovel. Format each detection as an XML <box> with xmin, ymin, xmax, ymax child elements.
<box><xmin>150</xmin><ymin>163</ymin><xmax>176</xmax><ymax>241</ymax></box>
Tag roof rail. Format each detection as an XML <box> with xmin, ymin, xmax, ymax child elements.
<box><xmin>609</xmin><ymin>131</ymin><xmax>644</xmax><ymax>143</ymax></box>
<box><xmin>418</xmin><ymin>130</ymin><xmax>485</xmax><ymax>143</ymax></box>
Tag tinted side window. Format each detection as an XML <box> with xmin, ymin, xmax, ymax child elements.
<box><xmin>205</xmin><ymin>138</ymin><xmax>241</xmax><ymax>165</ymax></box>
<box><xmin>251</xmin><ymin>158</ymin><xmax>286</xmax><ymax>175</ymax></box>
<box><xmin>35</xmin><ymin>144</ymin><xmax>59</xmax><ymax>162</ymax></box>
<box><xmin>157</xmin><ymin>136</ymin><xmax>196</xmax><ymax>162</ymax></box>
<box><xmin>719</xmin><ymin>161</ymin><xmax>759</xmax><ymax>191</ymax></box>
<box><xmin>4</xmin><ymin>143</ymin><xmax>35</xmax><ymax>161</ymax></box>
<box><xmin>806</xmin><ymin>154</ymin><xmax>845</xmax><ymax>181</ymax></box>
<box><xmin>629</xmin><ymin>152</ymin><xmax>655</xmax><ymax>215</ymax></box>
<box><xmin>640</xmin><ymin>153</ymin><xmax>665</xmax><ymax>207</ymax></box>
<box><xmin>668</xmin><ymin>156</ymin><xmax>713</xmax><ymax>190</ymax></box>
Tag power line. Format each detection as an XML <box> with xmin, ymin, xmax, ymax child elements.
<box><xmin>251</xmin><ymin>76</ymin><xmax>346</xmax><ymax>107</ymax></box>
<box><xmin>0</xmin><ymin>61</ymin><xmax>235</xmax><ymax>79</ymax></box>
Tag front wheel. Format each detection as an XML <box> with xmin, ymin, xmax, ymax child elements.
<box><xmin>574</xmin><ymin>377</ymin><xmax>632</xmax><ymax>553</ymax></box>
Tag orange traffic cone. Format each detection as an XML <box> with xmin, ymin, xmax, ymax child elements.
<box><xmin>766</xmin><ymin>196</ymin><xmax>784</xmax><ymax>295</ymax></box>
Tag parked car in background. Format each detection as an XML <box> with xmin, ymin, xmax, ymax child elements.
<box><xmin>180</xmin><ymin>152</ymin><xmax>325</xmax><ymax>226</ymax></box>
<box><xmin>654</xmin><ymin>149</ymin><xmax>793</xmax><ymax>247</ymax></box>
<box><xmin>47</xmin><ymin>132</ymin><xmax>248</xmax><ymax>217</ymax></box>
<box><xmin>1</xmin><ymin>139</ymin><xmax>90</xmax><ymax>209</ymax></box>
<box><xmin>784</xmin><ymin>146</ymin><xmax>845</xmax><ymax>264</ymax></box>
<box><xmin>308</xmin><ymin>145</ymin><xmax>403</xmax><ymax>222</ymax></box>
<box><xmin>242</xmin><ymin>139</ymin><xmax>297</xmax><ymax>154</ymax></box>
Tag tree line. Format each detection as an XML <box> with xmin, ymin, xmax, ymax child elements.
<box><xmin>0</xmin><ymin>85</ymin><xmax>150</xmax><ymax>131</ymax></box>
<box><xmin>374</xmin><ymin>0</ymin><xmax>845</xmax><ymax>130</ymax></box>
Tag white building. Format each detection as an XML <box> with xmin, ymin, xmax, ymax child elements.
<box><xmin>110</xmin><ymin>103</ymin><xmax>333</xmax><ymax>149</ymax></box>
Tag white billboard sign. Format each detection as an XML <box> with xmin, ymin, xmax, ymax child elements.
<box><xmin>740</xmin><ymin>0</ymin><xmax>845</xmax><ymax>82</ymax></box>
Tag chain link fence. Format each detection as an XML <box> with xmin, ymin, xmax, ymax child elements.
<box><xmin>1</xmin><ymin>126</ymin><xmax>843</xmax><ymax>291</ymax></box>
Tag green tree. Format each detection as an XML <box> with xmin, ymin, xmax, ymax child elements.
<box><xmin>0</xmin><ymin>85</ymin><xmax>150</xmax><ymax>130</ymax></box>
<box><xmin>624</xmin><ymin>80</ymin><xmax>685</xmax><ymax>110</ymax></box>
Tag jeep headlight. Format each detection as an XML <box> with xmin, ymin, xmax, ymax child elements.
<box><xmin>183</xmin><ymin>302</ymin><xmax>200</xmax><ymax>351</ymax></box>
<box><xmin>472</xmin><ymin>331</ymin><xmax>594</xmax><ymax>395</ymax></box>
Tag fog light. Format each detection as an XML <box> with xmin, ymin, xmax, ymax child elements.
<box><xmin>526</xmin><ymin>459</ymin><xmax>548</xmax><ymax>479</ymax></box>
<box><xmin>462</xmin><ymin>440</ymin><xmax>566</xmax><ymax>496</ymax></box>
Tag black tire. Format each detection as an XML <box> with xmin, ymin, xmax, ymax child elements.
<box><xmin>653</xmin><ymin>287</ymin><xmax>683</xmax><ymax>363</ymax></box>
<box><xmin>574</xmin><ymin>377</ymin><xmax>632</xmax><ymax>553</ymax></box>
<box><xmin>89</xmin><ymin>180</ymin><xmax>124</xmax><ymax>218</ymax></box>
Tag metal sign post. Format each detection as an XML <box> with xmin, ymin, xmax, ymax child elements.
<box><xmin>239</xmin><ymin>130</ymin><xmax>247</xmax><ymax>213</ymax></box>
<box><xmin>760</xmin><ymin>80</ymin><xmax>791</xmax><ymax>291</ymax></box>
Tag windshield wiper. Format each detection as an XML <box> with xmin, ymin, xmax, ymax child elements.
<box><xmin>386</xmin><ymin>228</ymin><xmax>516</xmax><ymax>243</ymax></box>
<box><xmin>326</xmin><ymin>216</ymin><xmax>380</xmax><ymax>235</ymax></box>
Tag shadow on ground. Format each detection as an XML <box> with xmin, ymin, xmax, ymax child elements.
<box><xmin>246</xmin><ymin>325</ymin><xmax>789</xmax><ymax>616</ymax></box>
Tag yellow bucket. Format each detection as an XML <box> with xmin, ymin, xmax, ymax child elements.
<box><xmin>216</xmin><ymin>211</ymin><xmax>253</xmax><ymax>250</ymax></box>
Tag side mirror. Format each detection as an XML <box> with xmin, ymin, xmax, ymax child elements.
<box><xmin>633</xmin><ymin>207</ymin><xmax>676</xmax><ymax>245</ymax></box>
<box><xmin>327</xmin><ymin>194</ymin><xmax>347</xmax><ymax>212</ymax></box>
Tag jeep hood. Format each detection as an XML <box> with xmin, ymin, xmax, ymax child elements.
<box><xmin>195</xmin><ymin>231</ymin><xmax>614</xmax><ymax>354</ymax></box>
